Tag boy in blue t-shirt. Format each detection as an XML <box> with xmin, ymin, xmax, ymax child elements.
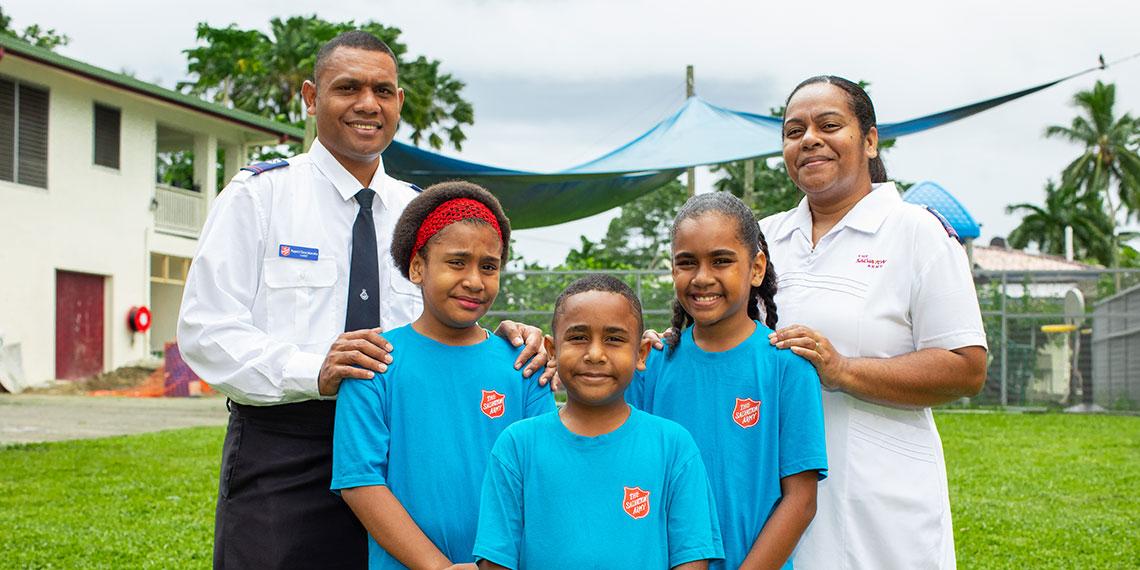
<box><xmin>332</xmin><ymin>182</ymin><xmax>555</xmax><ymax>569</ymax></box>
<box><xmin>474</xmin><ymin>275</ymin><xmax>724</xmax><ymax>570</ymax></box>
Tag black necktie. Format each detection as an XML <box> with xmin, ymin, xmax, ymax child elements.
<box><xmin>346</xmin><ymin>188</ymin><xmax>380</xmax><ymax>331</ymax></box>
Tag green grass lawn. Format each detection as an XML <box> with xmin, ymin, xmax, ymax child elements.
<box><xmin>0</xmin><ymin>414</ymin><xmax>1137</xmax><ymax>569</ymax></box>
<box><xmin>940</xmin><ymin>413</ymin><xmax>1139</xmax><ymax>569</ymax></box>
<box><xmin>0</xmin><ymin>427</ymin><xmax>222</xmax><ymax>569</ymax></box>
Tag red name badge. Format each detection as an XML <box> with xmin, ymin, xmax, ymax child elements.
<box><xmin>623</xmin><ymin>486</ymin><xmax>651</xmax><ymax>519</ymax></box>
<box><xmin>733</xmin><ymin>397</ymin><xmax>761</xmax><ymax>428</ymax></box>
<box><xmin>481</xmin><ymin>390</ymin><xmax>505</xmax><ymax>419</ymax></box>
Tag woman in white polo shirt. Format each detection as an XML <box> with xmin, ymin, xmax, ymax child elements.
<box><xmin>761</xmin><ymin>76</ymin><xmax>988</xmax><ymax>569</ymax></box>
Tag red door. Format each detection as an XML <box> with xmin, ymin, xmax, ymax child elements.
<box><xmin>55</xmin><ymin>270</ymin><xmax>105</xmax><ymax>380</ymax></box>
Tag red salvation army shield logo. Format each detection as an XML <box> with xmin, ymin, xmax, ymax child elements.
<box><xmin>280</xmin><ymin>245</ymin><xmax>291</xmax><ymax>257</ymax></box>
<box><xmin>481</xmin><ymin>390</ymin><xmax>505</xmax><ymax>419</ymax></box>
<box><xmin>733</xmin><ymin>397</ymin><xmax>761</xmax><ymax>428</ymax></box>
<box><xmin>623</xmin><ymin>486</ymin><xmax>651</xmax><ymax>519</ymax></box>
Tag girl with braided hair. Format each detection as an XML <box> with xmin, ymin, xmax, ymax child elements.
<box><xmin>664</xmin><ymin>192</ymin><xmax>781</xmax><ymax>346</ymax></box>
<box><xmin>627</xmin><ymin>191</ymin><xmax>827</xmax><ymax>570</ymax></box>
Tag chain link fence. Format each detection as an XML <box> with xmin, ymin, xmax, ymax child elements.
<box><xmin>485</xmin><ymin>269</ymin><xmax>674</xmax><ymax>334</ymax></box>
<box><xmin>976</xmin><ymin>269</ymin><xmax>1140</xmax><ymax>410</ymax></box>
<box><xmin>486</xmin><ymin>268</ymin><xmax>1140</xmax><ymax>410</ymax></box>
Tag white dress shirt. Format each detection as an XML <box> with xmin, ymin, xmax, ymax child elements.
<box><xmin>177</xmin><ymin>139</ymin><xmax>423</xmax><ymax>405</ymax></box>
<box><xmin>759</xmin><ymin>183</ymin><xmax>987</xmax><ymax>570</ymax></box>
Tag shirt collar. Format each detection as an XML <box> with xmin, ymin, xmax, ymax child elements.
<box><xmin>309</xmin><ymin>138</ymin><xmax>390</xmax><ymax>206</ymax></box>
<box><xmin>770</xmin><ymin>195</ymin><xmax>814</xmax><ymax>242</ymax></box>
<box><xmin>769</xmin><ymin>181</ymin><xmax>900</xmax><ymax>242</ymax></box>
<box><xmin>839</xmin><ymin>181</ymin><xmax>901</xmax><ymax>235</ymax></box>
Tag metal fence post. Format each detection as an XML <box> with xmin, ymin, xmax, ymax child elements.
<box><xmin>1000</xmin><ymin>271</ymin><xmax>1008</xmax><ymax>406</ymax></box>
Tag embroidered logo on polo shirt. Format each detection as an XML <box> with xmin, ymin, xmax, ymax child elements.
<box><xmin>623</xmin><ymin>486</ymin><xmax>651</xmax><ymax>519</ymax></box>
<box><xmin>481</xmin><ymin>390</ymin><xmax>505</xmax><ymax>419</ymax></box>
<box><xmin>855</xmin><ymin>254</ymin><xmax>887</xmax><ymax>269</ymax></box>
<box><xmin>733</xmin><ymin>397</ymin><xmax>761</xmax><ymax>428</ymax></box>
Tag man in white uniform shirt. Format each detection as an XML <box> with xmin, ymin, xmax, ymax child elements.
<box><xmin>178</xmin><ymin>31</ymin><xmax>550</xmax><ymax>569</ymax></box>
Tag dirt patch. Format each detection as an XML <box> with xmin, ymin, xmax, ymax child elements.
<box><xmin>23</xmin><ymin>365</ymin><xmax>158</xmax><ymax>395</ymax></box>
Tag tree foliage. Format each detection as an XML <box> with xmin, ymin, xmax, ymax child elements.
<box><xmin>489</xmin><ymin>261</ymin><xmax>674</xmax><ymax>335</ymax></box>
<box><xmin>1010</xmin><ymin>81</ymin><xmax>1140</xmax><ymax>274</ymax></box>
<box><xmin>178</xmin><ymin>16</ymin><xmax>473</xmax><ymax>150</ymax></box>
<box><xmin>1045</xmin><ymin>81</ymin><xmax>1140</xmax><ymax>223</ymax></box>
<box><xmin>711</xmin><ymin>158</ymin><xmax>801</xmax><ymax>219</ymax></box>
<box><xmin>1006</xmin><ymin>181</ymin><xmax>1120</xmax><ymax>265</ymax></box>
<box><xmin>565</xmin><ymin>180</ymin><xmax>688</xmax><ymax>270</ymax></box>
<box><xmin>0</xmin><ymin>8</ymin><xmax>69</xmax><ymax>50</ymax></box>
<box><xmin>485</xmin><ymin>182</ymin><xmax>689</xmax><ymax>333</ymax></box>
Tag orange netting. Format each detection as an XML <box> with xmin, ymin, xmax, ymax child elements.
<box><xmin>89</xmin><ymin>365</ymin><xmax>214</xmax><ymax>398</ymax></box>
<box><xmin>90</xmin><ymin>341</ymin><xmax>214</xmax><ymax>398</ymax></box>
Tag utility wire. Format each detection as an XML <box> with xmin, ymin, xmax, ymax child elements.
<box><xmin>1103</xmin><ymin>50</ymin><xmax>1140</xmax><ymax>68</ymax></box>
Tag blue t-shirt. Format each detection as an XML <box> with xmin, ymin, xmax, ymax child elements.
<box><xmin>626</xmin><ymin>322</ymin><xmax>828</xmax><ymax>570</ymax></box>
<box><xmin>332</xmin><ymin>324</ymin><xmax>556</xmax><ymax>569</ymax></box>
<box><xmin>473</xmin><ymin>407</ymin><xmax>724</xmax><ymax>570</ymax></box>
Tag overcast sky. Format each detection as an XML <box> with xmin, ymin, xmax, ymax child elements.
<box><xmin>9</xmin><ymin>0</ymin><xmax>1140</xmax><ymax>264</ymax></box>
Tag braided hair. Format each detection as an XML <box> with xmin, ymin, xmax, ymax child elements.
<box><xmin>667</xmin><ymin>192</ymin><xmax>778</xmax><ymax>351</ymax></box>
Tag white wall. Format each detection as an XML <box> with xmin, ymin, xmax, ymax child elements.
<box><xmin>149</xmin><ymin>282</ymin><xmax>184</xmax><ymax>354</ymax></box>
<box><xmin>0</xmin><ymin>55</ymin><xmax>266</xmax><ymax>384</ymax></box>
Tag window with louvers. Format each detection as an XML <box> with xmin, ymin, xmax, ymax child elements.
<box><xmin>0</xmin><ymin>76</ymin><xmax>49</xmax><ymax>188</ymax></box>
<box><xmin>0</xmin><ymin>80</ymin><xmax>14</xmax><ymax>182</ymax></box>
<box><xmin>93</xmin><ymin>103</ymin><xmax>120</xmax><ymax>169</ymax></box>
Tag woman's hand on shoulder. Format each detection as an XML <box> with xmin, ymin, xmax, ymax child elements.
<box><xmin>642</xmin><ymin>328</ymin><xmax>676</xmax><ymax>351</ymax></box>
<box><xmin>769</xmin><ymin>324</ymin><xmax>850</xmax><ymax>391</ymax></box>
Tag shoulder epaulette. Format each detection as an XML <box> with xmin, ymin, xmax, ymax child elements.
<box><xmin>240</xmin><ymin>158</ymin><xmax>290</xmax><ymax>175</ymax></box>
<box><xmin>395</xmin><ymin>180</ymin><xmax>423</xmax><ymax>193</ymax></box>
<box><xmin>923</xmin><ymin>205</ymin><xmax>960</xmax><ymax>241</ymax></box>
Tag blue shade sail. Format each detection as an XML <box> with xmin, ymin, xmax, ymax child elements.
<box><xmin>382</xmin><ymin>71</ymin><xmax>1088</xmax><ymax>229</ymax></box>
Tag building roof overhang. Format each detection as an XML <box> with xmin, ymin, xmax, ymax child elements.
<box><xmin>0</xmin><ymin>35</ymin><xmax>303</xmax><ymax>145</ymax></box>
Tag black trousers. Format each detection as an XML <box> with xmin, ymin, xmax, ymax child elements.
<box><xmin>214</xmin><ymin>400</ymin><xmax>367</xmax><ymax>569</ymax></box>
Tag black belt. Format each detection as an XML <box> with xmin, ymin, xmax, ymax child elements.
<box><xmin>228</xmin><ymin>399</ymin><xmax>337</xmax><ymax>433</ymax></box>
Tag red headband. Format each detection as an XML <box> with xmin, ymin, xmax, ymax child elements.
<box><xmin>411</xmin><ymin>198</ymin><xmax>504</xmax><ymax>264</ymax></box>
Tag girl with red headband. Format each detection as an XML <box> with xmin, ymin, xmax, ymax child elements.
<box><xmin>331</xmin><ymin>181</ymin><xmax>556</xmax><ymax>570</ymax></box>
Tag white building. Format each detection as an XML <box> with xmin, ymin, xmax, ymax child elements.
<box><xmin>972</xmin><ymin>242</ymin><xmax>1101</xmax><ymax>298</ymax></box>
<box><xmin>0</xmin><ymin>36</ymin><xmax>301</xmax><ymax>386</ymax></box>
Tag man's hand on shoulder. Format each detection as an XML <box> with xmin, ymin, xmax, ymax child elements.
<box><xmin>494</xmin><ymin>320</ymin><xmax>558</xmax><ymax>388</ymax></box>
<box><xmin>318</xmin><ymin>328</ymin><xmax>394</xmax><ymax>396</ymax></box>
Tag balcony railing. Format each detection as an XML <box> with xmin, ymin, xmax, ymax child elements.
<box><xmin>154</xmin><ymin>183</ymin><xmax>205</xmax><ymax>238</ymax></box>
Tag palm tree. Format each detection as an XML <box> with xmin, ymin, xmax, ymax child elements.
<box><xmin>1007</xmin><ymin>181</ymin><xmax>1120</xmax><ymax>266</ymax></box>
<box><xmin>1044</xmin><ymin>81</ymin><xmax>1140</xmax><ymax>272</ymax></box>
